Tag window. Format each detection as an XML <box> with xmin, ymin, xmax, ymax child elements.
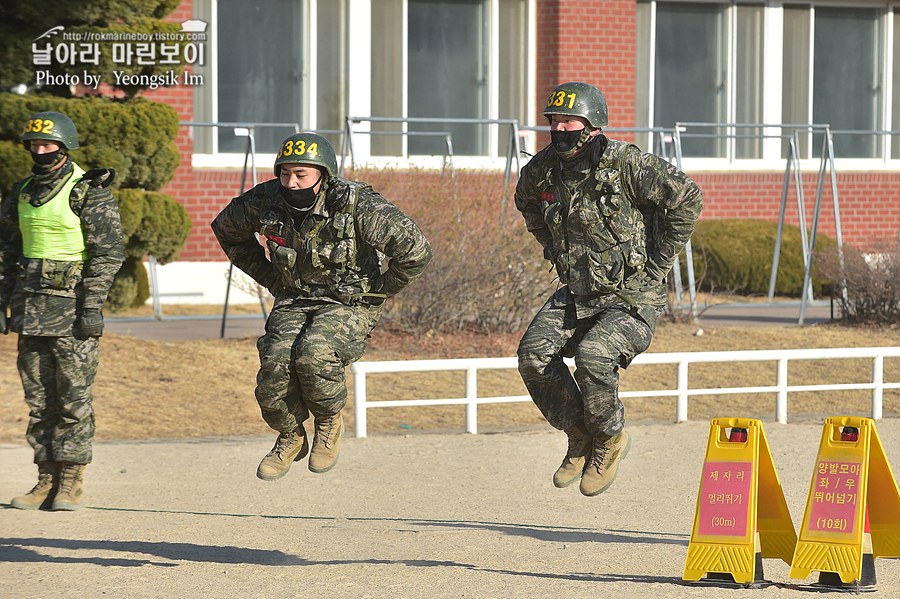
<box><xmin>408</xmin><ymin>0</ymin><xmax>488</xmax><ymax>156</ymax></box>
<box><xmin>811</xmin><ymin>7</ymin><xmax>882</xmax><ymax>159</ymax></box>
<box><xmin>893</xmin><ymin>8</ymin><xmax>900</xmax><ymax>160</ymax></box>
<box><xmin>193</xmin><ymin>0</ymin><xmax>531</xmax><ymax>162</ymax></box>
<box><xmin>316</xmin><ymin>0</ymin><xmax>350</xmax><ymax>152</ymax></box>
<box><xmin>645</xmin><ymin>1</ymin><xmax>765</xmax><ymax>159</ymax></box>
<box><xmin>639</xmin><ymin>1</ymin><xmax>894</xmax><ymax>164</ymax></box>
<box><xmin>216</xmin><ymin>0</ymin><xmax>305</xmax><ymax>154</ymax></box>
<box><xmin>371</xmin><ymin>0</ymin><xmax>531</xmax><ymax>159</ymax></box>
<box><xmin>653</xmin><ymin>2</ymin><xmax>728</xmax><ymax>158</ymax></box>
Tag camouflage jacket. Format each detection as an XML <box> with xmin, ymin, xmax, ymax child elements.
<box><xmin>0</xmin><ymin>159</ymin><xmax>125</xmax><ymax>336</ymax></box>
<box><xmin>515</xmin><ymin>139</ymin><xmax>703</xmax><ymax>306</ymax></box>
<box><xmin>211</xmin><ymin>177</ymin><xmax>433</xmax><ymax>305</ymax></box>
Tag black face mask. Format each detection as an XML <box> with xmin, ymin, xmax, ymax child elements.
<box><xmin>278</xmin><ymin>172</ymin><xmax>323</xmax><ymax>211</ymax></box>
<box><xmin>550</xmin><ymin>128</ymin><xmax>593</xmax><ymax>159</ymax></box>
<box><xmin>31</xmin><ymin>150</ymin><xmax>63</xmax><ymax>166</ymax></box>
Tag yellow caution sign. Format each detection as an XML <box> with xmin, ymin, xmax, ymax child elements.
<box><xmin>683</xmin><ymin>418</ymin><xmax>797</xmax><ymax>585</ymax></box>
<box><xmin>789</xmin><ymin>417</ymin><xmax>900</xmax><ymax>584</ymax></box>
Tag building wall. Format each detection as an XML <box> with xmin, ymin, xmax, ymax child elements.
<box><xmin>146</xmin><ymin>0</ymin><xmax>899</xmax><ymax>267</ymax></box>
<box><xmin>535</xmin><ymin>0</ymin><xmax>637</xmax><ymax>146</ymax></box>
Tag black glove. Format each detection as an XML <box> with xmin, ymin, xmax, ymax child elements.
<box><xmin>0</xmin><ymin>308</ymin><xmax>7</xmax><ymax>335</ymax></box>
<box><xmin>76</xmin><ymin>308</ymin><xmax>104</xmax><ymax>339</ymax></box>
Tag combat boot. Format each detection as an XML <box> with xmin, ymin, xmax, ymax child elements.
<box><xmin>257</xmin><ymin>428</ymin><xmax>309</xmax><ymax>481</ymax></box>
<box><xmin>11</xmin><ymin>462</ymin><xmax>58</xmax><ymax>510</ymax></box>
<box><xmin>52</xmin><ymin>463</ymin><xmax>86</xmax><ymax>511</ymax></box>
<box><xmin>580</xmin><ymin>431</ymin><xmax>632</xmax><ymax>497</ymax></box>
<box><xmin>553</xmin><ymin>423</ymin><xmax>592</xmax><ymax>488</ymax></box>
<box><xmin>309</xmin><ymin>413</ymin><xmax>343</xmax><ymax>474</ymax></box>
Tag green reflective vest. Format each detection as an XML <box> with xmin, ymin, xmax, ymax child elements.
<box><xmin>18</xmin><ymin>164</ymin><xmax>87</xmax><ymax>261</ymax></box>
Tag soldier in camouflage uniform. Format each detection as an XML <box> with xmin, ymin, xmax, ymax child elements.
<box><xmin>516</xmin><ymin>82</ymin><xmax>703</xmax><ymax>497</ymax></box>
<box><xmin>0</xmin><ymin>111</ymin><xmax>124</xmax><ymax>511</ymax></box>
<box><xmin>212</xmin><ymin>132</ymin><xmax>432</xmax><ymax>481</ymax></box>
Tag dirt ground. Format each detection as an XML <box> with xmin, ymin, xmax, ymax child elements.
<box><xmin>1</xmin><ymin>304</ymin><xmax>899</xmax><ymax>445</ymax></box>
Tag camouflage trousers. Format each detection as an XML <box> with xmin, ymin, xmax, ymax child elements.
<box><xmin>17</xmin><ymin>334</ymin><xmax>99</xmax><ymax>464</ymax></box>
<box><xmin>517</xmin><ymin>287</ymin><xmax>660</xmax><ymax>439</ymax></box>
<box><xmin>255</xmin><ymin>300</ymin><xmax>383</xmax><ymax>434</ymax></box>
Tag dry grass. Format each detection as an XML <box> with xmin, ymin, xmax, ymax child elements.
<box><xmin>1</xmin><ymin>304</ymin><xmax>899</xmax><ymax>446</ymax></box>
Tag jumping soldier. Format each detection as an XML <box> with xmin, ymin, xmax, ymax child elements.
<box><xmin>212</xmin><ymin>132</ymin><xmax>432</xmax><ymax>481</ymax></box>
<box><xmin>515</xmin><ymin>82</ymin><xmax>703</xmax><ymax>496</ymax></box>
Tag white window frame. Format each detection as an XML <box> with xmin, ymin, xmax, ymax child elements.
<box><xmin>191</xmin><ymin>0</ymin><xmax>535</xmax><ymax>170</ymax></box>
<box><xmin>643</xmin><ymin>0</ymin><xmax>900</xmax><ymax>172</ymax></box>
<box><xmin>192</xmin><ymin>0</ymin><xmax>311</xmax><ymax>169</ymax></box>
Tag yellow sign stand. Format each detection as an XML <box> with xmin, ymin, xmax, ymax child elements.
<box><xmin>789</xmin><ymin>417</ymin><xmax>900</xmax><ymax>584</ymax></box>
<box><xmin>683</xmin><ymin>418</ymin><xmax>797</xmax><ymax>585</ymax></box>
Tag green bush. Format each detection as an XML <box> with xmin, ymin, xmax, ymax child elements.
<box><xmin>0</xmin><ymin>1</ymin><xmax>184</xmax><ymax>93</ymax></box>
<box><xmin>684</xmin><ymin>219</ymin><xmax>838</xmax><ymax>297</ymax></box>
<box><xmin>106</xmin><ymin>188</ymin><xmax>190</xmax><ymax>312</ymax></box>
<box><xmin>105</xmin><ymin>256</ymin><xmax>151</xmax><ymax>313</ymax></box>
<box><xmin>113</xmin><ymin>189</ymin><xmax>191</xmax><ymax>265</ymax></box>
<box><xmin>0</xmin><ymin>94</ymin><xmax>180</xmax><ymax>193</ymax></box>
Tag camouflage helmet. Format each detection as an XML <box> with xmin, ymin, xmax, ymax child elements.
<box><xmin>274</xmin><ymin>132</ymin><xmax>338</xmax><ymax>178</ymax></box>
<box><xmin>542</xmin><ymin>82</ymin><xmax>609</xmax><ymax>130</ymax></box>
<box><xmin>21</xmin><ymin>111</ymin><xmax>80</xmax><ymax>150</ymax></box>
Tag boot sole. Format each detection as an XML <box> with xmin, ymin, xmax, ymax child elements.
<box><xmin>257</xmin><ymin>466</ymin><xmax>292</xmax><ymax>481</ymax></box>
<box><xmin>10</xmin><ymin>499</ymin><xmax>49</xmax><ymax>510</ymax></box>
<box><xmin>51</xmin><ymin>502</ymin><xmax>83</xmax><ymax>511</ymax></box>
<box><xmin>553</xmin><ymin>474</ymin><xmax>581</xmax><ymax>488</ymax></box>
<box><xmin>581</xmin><ymin>432</ymin><xmax>632</xmax><ymax>497</ymax></box>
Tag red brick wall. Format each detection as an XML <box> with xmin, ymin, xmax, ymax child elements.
<box><xmin>692</xmin><ymin>172</ymin><xmax>900</xmax><ymax>245</ymax></box>
<box><xmin>535</xmin><ymin>0</ymin><xmax>637</xmax><ymax>146</ymax></box>
<box><xmin>136</xmin><ymin>0</ymin><xmax>899</xmax><ymax>261</ymax></box>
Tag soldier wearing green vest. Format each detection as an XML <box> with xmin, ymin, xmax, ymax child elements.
<box><xmin>516</xmin><ymin>82</ymin><xmax>703</xmax><ymax>497</ymax></box>
<box><xmin>212</xmin><ymin>132</ymin><xmax>432</xmax><ymax>482</ymax></box>
<box><xmin>0</xmin><ymin>111</ymin><xmax>124</xmax><ymax>511</ymax></box>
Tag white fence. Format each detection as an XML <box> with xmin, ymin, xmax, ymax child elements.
<box><xmin>350</xmin><ymin>347</ymin><xmax>900</xmax><ymax>437</ymax></box>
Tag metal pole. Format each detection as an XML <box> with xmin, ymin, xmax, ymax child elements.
<box><xmin>793</xmin><ymin>130</ymin><xmax>812</xmax><ymax>301</ymax></box>
<box><xmin>672</xmin><ymin>125</ymin><xmax>697</xmax><ymax>319</ymax></box>
<box><xmin>776</xmin><ymin>358</ymin><xmax>788</xmax><ymax>424</ymax></box>
<box><xmin>769</xmin><ymin>138</ymin><xmax>794</xmax><ymax>301</ymax></box>
<box><xmin>799</xmin><ymin>131</ymin><xmax>830</xmax><ymax>325</ymax></box>
<box><xmin>221</xmin><ymin>131</ymin><xmax>255</xmax><ymax>338</ymax></box>
<box><xmin>148</xmin><ymin>255</ymin><xmax>162</xmax><ymax>320</ymax></box>
<box><xmin>465</xmin><ymin>367</ymin><xmax>478</xmax><ymax>434</ymax></box>
<box><xmin>354</xmin><ymin>371</ymin><xmax>367</xmax><ymax>438</ymax></box>
<box><xmin>872</xmin><ymin>355</ymin><xmax>884</xmax><ymax>420</ymax></box>
<box><xmin>676</xmin><ymin>360</ymin><xmax>689</xmax><ymax>423</ymax></box>
<box><xmin>825</xmin><ymin>128</ymin><xmax>848</xmax><ymax>305</ymax></box>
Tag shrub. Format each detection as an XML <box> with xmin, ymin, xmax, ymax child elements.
<box><xmin>355</xmin><ymin>168</ymin><xmax>554</xmax><ymax>336</ymax></box>
<box><xmin>815</xmin><ymin>239</ymin><xmax>900</xmax><ymax>325</ymax></box>
<box><xmin>0</xmin><ymin>1</ymin><xmax>185</xmax><ymax>95</ymax></box>
<box><xmin>105</xmin><ymin>256</ymin><xmax>150</xmax><ymax>313</ymax></box>
<box><xmin>115</xmin><ymin>190</ymin><xmax>192</xmax><ymax>265</ymax></box>
<box><xmin>111</xmin><ymin>188</ymin><xmax>190</xmax><ymax>310</ymax></box>
<box><xmin>684</xmin><ymin>219</ymin><xmax>837</xmax><ymax>297</ymax></box>
<box><xmin>0</xmin><ymin>94</ymin><xmax>180</xmax><ymax>193</ymax></box>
